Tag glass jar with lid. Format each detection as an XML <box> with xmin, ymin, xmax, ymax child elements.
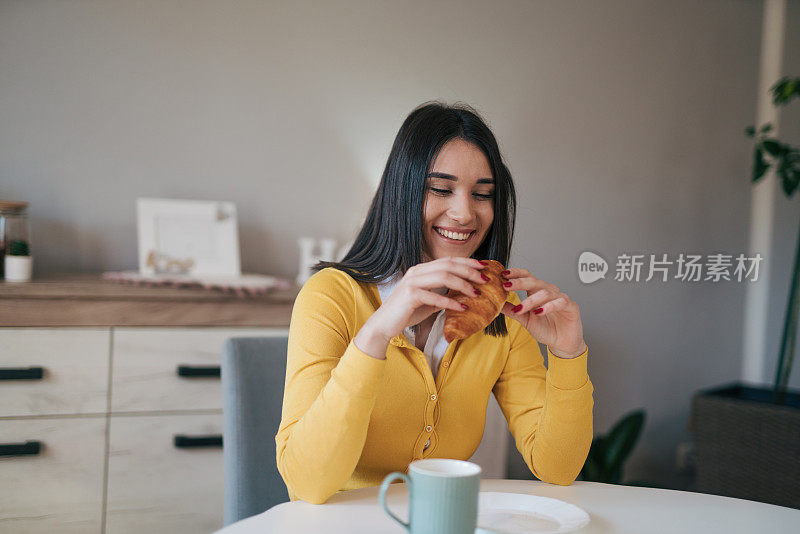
<box><xmin>0</xmin><ymin>200</ymin><xmax>30</xmax><ymax>280</ymax></box>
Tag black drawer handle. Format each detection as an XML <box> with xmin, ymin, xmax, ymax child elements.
<box><xmin>0</xmin><ymin>440</ymin><xmax>42</xmax><ymax>457</ymax></box>
<box><xmin>176</xmin><ymin>365</ymin><xmax>220</xmax><ymax>378</ymax></box>
<box><xmin>173</xmin><ymin>434</ymin><xmax>222</xmax><ymax>448</ymax></box>
<box><xmin>0</xmin><ymin>367</ymin><xmax>44</xmax><ymax>380</ymax></box>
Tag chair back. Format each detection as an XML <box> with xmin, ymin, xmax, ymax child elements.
<box><xmin>222</xmin><ymin>336</ymin><xmax>289</xmax><ymax>525</ymax></box>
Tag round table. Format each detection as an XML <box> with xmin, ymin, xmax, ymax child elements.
<box><xmin>216</xmin><ymin>479</ymin><xmax>800</xmax><ymax>533</ymax></box>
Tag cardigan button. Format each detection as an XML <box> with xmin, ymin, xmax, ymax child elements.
<box><xmin>442</xmin><ymin>361</ymin><xmax>450</xmax><ymax>367</ymax></box>
<box><xmin>430</xmin><ymin>394</ymin><xmax>437</xmax><ymax>401</ymax></box>
<box><xmin>425</xmin><ymin>425</ymin><xmax>432</xmax><ymax>433</ymax></box>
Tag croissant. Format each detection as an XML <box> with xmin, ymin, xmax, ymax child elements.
<box><xmin>444</xmin><ymin>260</ymin><xmax>508</xmax><ymax>343</ymax></box>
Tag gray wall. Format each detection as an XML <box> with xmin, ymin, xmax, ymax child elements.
<box><xmin>0</xmin><ymin>1</ymin><xmax>763</xmax><ymax>488</ymax></box>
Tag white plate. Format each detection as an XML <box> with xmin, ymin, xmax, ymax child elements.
<box><xmin>474</xmin><ymin>492</ymin><xmax>590</xmax><ymax>534</ymax></box>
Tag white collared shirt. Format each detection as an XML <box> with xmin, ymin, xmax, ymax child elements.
<box><xmin>375</xmin><ymin>272</ymin><xmax>451</xmax><ymax>379</ymax></box>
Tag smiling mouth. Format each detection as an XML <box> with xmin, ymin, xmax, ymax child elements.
<box><xmin>434</xmin><ymin>227</ymin><xmax>475</xmax><ymax>242</ymax></box>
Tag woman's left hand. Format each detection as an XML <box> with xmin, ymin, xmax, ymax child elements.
<box><xmin>500</xmin><ymin>268</ymin><xmax>587</xmax><ymax>359</ymax></box>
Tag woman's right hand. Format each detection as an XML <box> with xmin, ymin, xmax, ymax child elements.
<box><xmin>362</xmin><ymin>257</ymin><xmax>488</xmax><ymax>344</ymax></box>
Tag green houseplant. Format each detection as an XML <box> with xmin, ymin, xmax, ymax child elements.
<box><xmin>580</xmin><ymin>410</ymin><xmax>645</xmax><ymax>484</ymax></box>
<box><xmin>747</xmin><ymin>76</ymin><xmax>800</xmax><ymax>401</ymax></box>
<box><xmin>690</xmin><ymin>76</ymin><xmax>800</xmax><ymax>509</ymax></box>
<box><xmin>8</xmin><ymin>239</ymin><xmax>30</xmax><ymax>257</ymax></box>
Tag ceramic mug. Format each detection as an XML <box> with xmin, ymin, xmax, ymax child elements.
<box><xmin>379</xmin><ymin>459</ymin><xmax>481</xmax><ymax>534</ymax></box>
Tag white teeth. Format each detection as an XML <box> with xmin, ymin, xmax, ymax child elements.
<box><xmin>436</xmin><ymin>228</ymin><xmax>471</xmax><ymax>241</ymax></box>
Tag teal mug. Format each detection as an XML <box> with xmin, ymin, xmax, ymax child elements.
<box><xmin>379</xmin><ymin>459</ymin><xmax>481</xmax><ymax>534</ymax></box>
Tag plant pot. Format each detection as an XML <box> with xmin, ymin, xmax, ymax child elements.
<box><xmin>691</xmin><ymin>382</ymin><xmax>800</xmax><ymax>509</ymax></box>
<box><xmin>4</xmin><ymin>255</ymin><xmax>32</xmax><ymax>282</ymax></box>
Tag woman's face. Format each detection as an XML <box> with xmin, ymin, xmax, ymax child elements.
<box><xmin>422</xmin><ymin>138</ymin><xmax>495</xmax><ymax>261</ymax></box>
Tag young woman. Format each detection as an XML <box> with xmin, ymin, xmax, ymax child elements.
<box><xmin>276</xmin><ymin>102</ymin><xmax>593</xmax><ymax>504</ymax></box>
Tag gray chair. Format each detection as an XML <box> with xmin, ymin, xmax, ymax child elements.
<box><xmin>222</xmin><ymin>336</ymin><xmax>290</xmax><ymax>525</ymax></box>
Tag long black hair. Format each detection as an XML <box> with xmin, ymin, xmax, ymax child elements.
<box><xmin>314</xmin><ymin>101</ymin><xmax>517</xmax><ymax>337</ymax></box>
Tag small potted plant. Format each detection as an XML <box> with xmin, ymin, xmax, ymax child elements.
<box><xmin>580</xmin><ymin>409</ymin><xmax>646</xmax><ymax>485</ymax></box>
<box><xmin>4</xmin><ymin>239</ymin><xmax>32</xmax><ymax>282</ymax></box>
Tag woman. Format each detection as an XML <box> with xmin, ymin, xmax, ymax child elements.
<box><xmin>276</xmin><ymin>102</ymin><xmax>593</xmax><ymax>504</ymax></box>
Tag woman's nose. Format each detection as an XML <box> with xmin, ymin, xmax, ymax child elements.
<box><xmin>446</xmin><ymin>193</ymin><xmax>475</xmax><ymax>224</ymax></box>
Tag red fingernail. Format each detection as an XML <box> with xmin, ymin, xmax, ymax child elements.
<box><xmin>481</xmin><ymin>274</ymin><xmax>490</xmax><ymax>281</ymax></box>
<box><xmin>534</xmin><ymin>307</ymin><xmax>544</xmax><ymax>315</ymax></box>
<box><xmin>478</xmin><ymin>260</ymin><xmax>488</xmax><ymax>265</ymax></box>
<box><xmin>502</xmin><ymin>281</ymin><xmax>512</xmax><ymax>287</ymax></box>
<box><xmin>512</xmin><ymin>304</ymin><xmax>523</xmax><ymax>313</ymax></box>
<box><xmin>501</xmin><ymin>270</ymin><xmax>510</xmax><ymax>276</ymax></box>
<box><xmin>474</xmin><ymin>288</ymin><xmax>481</xmax><ymax>296</ymax></box>
<box><xmin>461</xmin><ymin>303</ymin><xmax>469</xmax><ymax>310</ymax></box>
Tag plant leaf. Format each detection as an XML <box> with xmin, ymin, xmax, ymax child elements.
<box><xmin>588</xmin><ymin>435</ymin><xmax>606</xmax><ymax>463</ymax></box>
<box><xmin>752</xmin><ymin>146</ymin><xmax>770</xmax><ymax>182</ymax></box>
<box><xmin>763</xmin><ymin>139</ymin><xmax>785</xmax><ymax>157</ymax></box>
<box><xmin>580</xmin><ymin>458</ymin><xmax>603</xmax><ymax>482</ymax></box>
<box><xmin>745</xmin><ymin>126</ymin><xmax>756</xmax><ymax>138</ymax></box>
<box><xmin>771</xmin><ymin>77</ymin><xmax>800</xmax><ymax>106</ymax></box>
<box><xmin>580</xmin><ymin>436</ymin><xmax>606</xmax><ymax>482</ymax></box>
<box><xmin>780</xmin><ymin>165</ymin><xmax>800</xmax><ymax>197</ymax></box>
<box><xmin>602</xmin><ymin>410</ymin><xmax>645</xmax><ymax>476</ymax></box>
<box><xmin>760</xmin><ymin>124</ymin><xmax>774</xmax><ymax>134</ymax></box>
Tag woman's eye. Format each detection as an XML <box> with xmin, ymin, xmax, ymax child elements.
<box><xmin>429</xmin><ymin>188</ymin><xmax>494</xmax><ymax>200</ymax></box>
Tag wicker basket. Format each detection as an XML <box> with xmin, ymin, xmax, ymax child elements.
<box><xmin>691</xmin><ymin>383</ymin><xmax>800</xmax><ymax>509</ymax></box>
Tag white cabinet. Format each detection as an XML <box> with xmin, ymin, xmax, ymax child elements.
<box><xmin>0</xmin><ymin>417</ymin><xmax>106</xmax><ymax>533</ymax></box>
<box><xmin>111</xmin><ymin>328</ymin><xmax>286</xmax><ymax>413</ymax></box>
<box><xmin>0</xmin><ymin>329</ymin><xmax>109</xmax><ymax>532</ymax></box>
<box><xmin>0</xmin><ymin>328</ymin><xmax>109</xmax><ymax>417</ymax></box>
<box><xmin>0</xmin><ymin>326</ymin><xmax>288</xmax><ymax>534</ymax></box>
<box><xmin>106</xmin><ymin>414</ymin><xmax>224</xmax><ymax>534</ymax></box>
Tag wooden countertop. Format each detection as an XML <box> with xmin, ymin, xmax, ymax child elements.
<box><xmin>0</xmin><ymin>273</ymin><xmax>299</xmax><ymax>327</ymax></box>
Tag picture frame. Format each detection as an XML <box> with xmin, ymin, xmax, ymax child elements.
<box><xmin>136</xmin><ymin>198</ymin><xmax>241</xmax><ymax>277</ymax></box>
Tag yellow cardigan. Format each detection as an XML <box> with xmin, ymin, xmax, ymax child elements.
<box><xmin>276</xmin><ymin>267</ymin><xmax>594</xmax><ymax>504</ymax></box>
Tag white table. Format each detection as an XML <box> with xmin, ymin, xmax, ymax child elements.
<box><xmin>216</xmin><ymin>479</ymin><xmax>800</xmax><ymax>533</ymax></box>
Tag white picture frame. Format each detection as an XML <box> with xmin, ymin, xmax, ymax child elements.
<box><xmin>136</xmin><ymin>198</ymin><xmax>241</xmax><ymax>277</ymax></box>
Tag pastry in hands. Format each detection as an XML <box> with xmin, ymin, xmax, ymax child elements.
<box><xmin>444</xmin><ymin>260</ymin><xmax>508</xmax><ymax>343</ymax></box>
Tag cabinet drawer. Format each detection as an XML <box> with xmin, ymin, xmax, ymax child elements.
<box><xmin>0</xmin><ymin>328</ymin><xmax>110</xmax><ymax>417</ymax></box>
<box><xmin>105</xmin><ymin>413</ymin><xmax>223</xmax><ymax>534</ymax></box>
<box><xmin>111</xmin><ymin>327</ymin><xmax>287</xmax><ymax>412</ymax></box>
<box><xmin>0</xmin><ymin>417</ymin><xmax>105</xmax><ymax>533</ymax></box>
